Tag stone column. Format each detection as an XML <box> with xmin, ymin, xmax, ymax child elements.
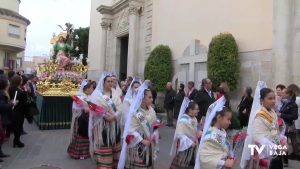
<box><xmin>127</xmin><ymin>5</ymin><xmax>139</xmax><ymax>77</ymax></box>
<box><xmin>100</xmin><ymin>21</ymin><xmax>110</xmax><ymax>72</ymax></box>
<box><xmin>272</xmin><ymin>0</ymin><xmax>292</xmax><ymax>85</ymax></box>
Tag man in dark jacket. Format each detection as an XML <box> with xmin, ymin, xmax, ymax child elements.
<box><xmin>164</xmin><ymin>82</ymin><xmax>176</xmax><ymax>127</ymax></box>
<box><xmin>194</xmin><ymin>78</ymin><xmax>215</xmax><ymax>121</ymax></box>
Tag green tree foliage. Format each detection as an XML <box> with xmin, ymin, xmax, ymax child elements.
<box><xmin>71</xmin><ymin>27</ymin><xmax>89</xmax><ymax>65</ymax></box>
<box><xmin>144</xmin><ymin>45</ymin><xmax>173</xmax><ymax>91</ymax></box>
<box><xmin>207</xmin><ymin>33</ymin><xmax>240</xmax><ymax>90</ymax></box>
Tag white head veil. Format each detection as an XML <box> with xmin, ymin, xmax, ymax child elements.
<box><xmin>77</xmin><ymin>79</ymin><xmax>88</xmax><ymax>96</ymax></box>
<box><xmin>170</xmin><ymin>97</ymin><xmax>190</xmax><ymax>155</ymax></box>
<box><xmin>240</xmin><ymin>81</ymin><xmax>267</xmax><ymax>168</ymax></box>
<box><xmin>123</xmin><ymin>77</ymin><xmax>142</xmax><ymax>102</ymax></box>
<box><xmin>194</xmin><ymin>96</ymin><xmax>226</xmax><ymax>169</ymax></box>
<box><xmin>121</xmin><ymin>77</ymin><xmax>142</xmax><ymax>127</ymax></box>
<box><xmin>117</xmin><ymin>80</ymin><xmax>150</xmax><ymax>169</ymax></box>
<box><xmin>90</xmin><ymin>71</ymin><xmax>112</xmax><ymax>100</ymax></box>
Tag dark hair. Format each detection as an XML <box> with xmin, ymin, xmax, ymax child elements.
<box><xmin>83</xmin><ymin>83</ymin><xmax>93</xmax><ymax>92</ymax></box>
<box><xmin>10</xmin><ymin>75</ymin><xmax>22</xmax><ymax>89</ymax></box>
<box><xmin>188</xmin><ymin>81</ymin><xmax>194</xmax><ymax>87</ymax></box>
<box><xmin>284</xmin><ymin>88</ymin><xmax>296</xmax><ymax>98</ymax></box>
<box><xmin>288</xmin><ymin>84</ymin><xmax>300</xmax><ymax>96</ymax></box>
<box><xmin>131</xmin><ymin>81</ymin><xmax>141</xmax><ymax>88</ymax></box>
<box><xmin>245</xmin><ymin>87</ymin><xmax>252</xmax><ymax>97</ymax></box>
<box><xmin>179</xmin><ymin>83</ymin><xmax>185</xmax><ymax>91</ymax></box>
<box><xmin>21</xmin><ymin>75</ymin><xmax>28</xmax><ymax>86</ymax></box>
<box><xmin>185</xmin><ymin>101</ymin><xmax>198</xmax><ymax>114</ymax></box>
<box><xmin>0</xmin><ymin>69</ymin><xmax>4</xmax><ymax>75</ymax></box>
<box><xmin>276</xmin><ymin>84</ymin><xmax>286</xmax><ymax>90</ymax></box>
<box><xmin>144</xmin><ymin>89</ymin><xmax>152</xmax><ymax>96</ymax></box>
<box><xmin>0</xmin><ymin>75</ymin><xmax>9</xmax><ymax>90</ymax></box>
<box><xmin>7</xmin><ymin>70</ymin><xmax>15</xmax><ymax>80</ymax></box>
<box><xmin>91</xmin><ymin>81</ymin><xmax>97</xmax><ymax>89</ymax></box>
<box><xmin>103</xmin><ymin>75</ymin><xmax>112</xmax><ymax>84</ymax></box>
<box><xmin>260</xmin><ymin>88</ymin><xmax>274</xmax><ymax>100</ymax></box>
<box><xmin>211</xmin><ymin>107</ymin><xmax>231</xmax><ymax>126</ymax></box>
<box><xmin>127</xmin><ymin>76</ymin><xmax>133</xmax><ymax>82</ymax></box>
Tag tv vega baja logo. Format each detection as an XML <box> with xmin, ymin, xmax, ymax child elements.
<box><xmin>248</xmin><ymin>144</ymin><xmax>287</xmax><ymax>156</ymax></box>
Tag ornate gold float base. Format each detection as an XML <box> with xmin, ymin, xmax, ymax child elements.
<box><xmin>37</xmin><ymin>79</ymin><xmax>81</xmax><ymax>96</ymax></box>
<box><xmin>37</xmin><ymin>88</ymin><xmax>79</xmax><ymax>96</ymax></box>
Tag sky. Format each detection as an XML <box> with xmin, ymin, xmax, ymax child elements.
<box><xmin>19</xmin><ymin>0</ymin><xmax>91</xmax><ymax>57</ymax></box>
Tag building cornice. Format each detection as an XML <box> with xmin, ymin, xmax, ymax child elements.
<box><xmin>0</xmin><ymin>8</ymin><xmax>30</xmax><ymax>25</ymax></box>
<box><xmin>97</xmin><ymin>0</ymin><xmax>144</xmax><ymax>15</ymax></box>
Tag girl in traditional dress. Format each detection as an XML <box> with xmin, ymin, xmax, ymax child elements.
<box><xmin>170</xmin><ymin>99</ymin><xmax>201</xmax><ymax>169</ymax></box>
<box><xmin>118</xmin><ymin>81</ymin><xmax>160</xmax><ymax>169</ymax></box>
<box><xmin>111</xmin><ymin>74</ymin><xmax>124</xmax><ymax>99</ymax></box>
<box><xmin>194</xmin><ymin>96</ymin><xmax>234</xmax><ymax>169</ymax></box>
<box><xmin>67</xmin><ymin>80</ymin><xmax>94</xmax><ymax>159</ymax></box>
<box><xmin>121</xmin><ymin>79</ymin><xmax>141</xmax><ymax>128</ymax></box>
<box><xmin>89</xmin><ymin>72</ymin><xmax>122</xmax><ymax>169</ymax></box>
<box><xmin>240</xmin><ymin>82</ymin><xmax>287</xmax><ymax>169</ymax></box>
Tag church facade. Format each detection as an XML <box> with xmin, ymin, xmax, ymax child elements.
<box><xmin>88</xmin><ymin>0</ymin><xmax>300</xmax><ymax>90</ymax></box>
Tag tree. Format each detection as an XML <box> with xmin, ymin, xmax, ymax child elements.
<box><xmin>207</xmin><ymin>33</ymin><xmax>240</xmax><ymax>91</ymax></box>
<box><xmin>70</xmin><ymin>27</ymin><xmax>89</xmax><ymax>65</ymax></box>
<box><xmin>144</xmin><ymin>45</ymin><xmax>173</xmax><ymax>91</ymax></box>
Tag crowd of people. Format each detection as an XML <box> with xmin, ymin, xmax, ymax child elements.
<box><xmin>0</xmin><ymin>69</ymin><xmax>38</xmax><ymax>163</ymax></box>
<box><xmin>1</xmin><ymin>68</ymin><xmax>300</xmax><ymax>169</ymax></box>
<box><xmin>66</xmin><ymin>71</ymin><xmax>300</xmax><ymax>169</ymax></box>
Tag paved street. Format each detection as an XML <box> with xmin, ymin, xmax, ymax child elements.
<box><xmin>0</xmin><ymin>121</ymin><xmax>298</xmax><ymax>169</ymax></box>
<box><xmin>0</xmin><ymin>121</ymin><xmax>174</xmax><ymax>169</ymax></box>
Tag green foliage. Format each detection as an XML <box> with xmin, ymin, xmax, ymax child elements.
<box><xmin>229</xmin><ymin>112</ymin><xmax>241</xmax><ymax>129</ymax></box>
<box><xmin>144</xmin><ymin>45</ymin><xmax>173</xmax><ymax>91</ymax></box>
<box><xmin>71</xmin><ymin>27</ymin><xmax>89</xmax><ymax>65</ymax></box>
<box><xmin>207</xmin><ymin>33</ymin><xmax>240</xmax><ymax>91</ymax></box>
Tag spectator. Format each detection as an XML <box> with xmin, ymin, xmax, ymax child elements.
<box><xmin>187</xmin><ymin>81</ymin><xmax>197</xmax><ymax>101</ymax></box>
<box><xmin>164</xmin><ymin>82</ymin><xmax>176</xmax><ymax>127</ymax></box>
<box><xmin>287</xmin><ymin>84</ymin><xmax>300</xmax><ymax>161</ymax></box>
<box><xmin>0</xmin><ymin>75</ymin><xmax>13</xmax><ymax>161</ymax></box>
<box><xmin>288</xmin><ymin>84</ymin><xmax>300</xmax><ymax>129</ymax></box>
<box><xmin>7</xmin><ymin>70</ymin><xmax>15</xmax><ymax>81</ymax></box>
<box><xmin>28</xmin><ymin>76</ymin><xmax>37</xmax><ymax>99</ymax></box>
<box><xmin>21</xmin><ymin>75</ymin><xmax>34</xmax><ymax>126</ymax></box>
<box><xmin>16</xmin><ymin>70</ymin><xmax>24</xmax><ymax>76</ymax></box>
<box><xmin>278</xmin><ymin>88</ymin><xmax>299</xmax><ymax>165</ymax></box>
<box><xmin>174</xmin><ymin>83</ymin><xmax>185</xmax><ymax>120</ymax></box>
<box><xmin>194</xmin><ymin>78</ymin><xmax>215</xmax><ymax>121</ymax></box>
<box><xmin>8</xmin><ymin>75</ymin><xmax>27</xmax><ymax>148</ymax></box>
<box><xmin>275</xmin><ymin>84</ymin><xmax>286</xmax><ymax>112</ymax></box>
<box><xmin>238</xmin><ymin>87</ymin><xmax>253</xmax><ymax>127</ymax></box>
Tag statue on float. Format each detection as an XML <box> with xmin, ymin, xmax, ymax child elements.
<box><xmin>53</xmin><ymin>36</ymin><xmax>71</xmax><ymax>70</ymax></box>
<box><xmin>51</xmin><ymin>22</ymin><xmax>77</xmax><ymax>70</ymax></box>
<box><xmin>36</xmin><ymin>23</ymin><xmax>87</xmax><ymax>96</ymax></box>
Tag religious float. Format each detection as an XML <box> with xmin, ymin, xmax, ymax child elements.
<box><xmin>34</xmin><ymin>23</ymin><xmax>88</xmax><ymax>130</ymax></box>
